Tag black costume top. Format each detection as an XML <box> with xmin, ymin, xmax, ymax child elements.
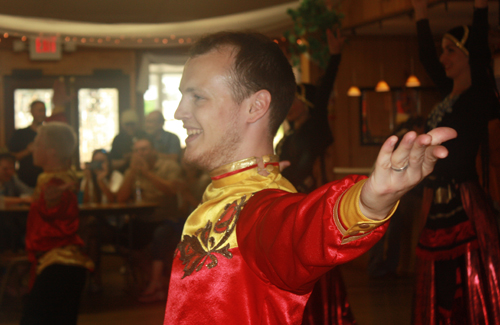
<box><xmin>417</xmin><ymin>8</ymin><xmax>498</xmax><ymax>185</ymax></box>
<box><xmin>277</xmin><ymin>54</ymin><xmax>339</xmax><ymax>193</ymax></box>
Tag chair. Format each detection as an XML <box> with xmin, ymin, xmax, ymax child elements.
<box><xmin>0</xmin><ymin>253</ymin><xmax>31</xmax><ymax>306</ymax></box>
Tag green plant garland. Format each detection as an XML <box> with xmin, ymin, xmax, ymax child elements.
<box><xmin>284</xmin><ymin>0</ymin><xmax>344</xmax><ymax>69</ymax></box>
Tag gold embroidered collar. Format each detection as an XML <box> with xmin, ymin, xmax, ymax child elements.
<box><xmin>209</xmin><ymin>155</ymin><xmax>280</xmax><ymax>188</ymax></box>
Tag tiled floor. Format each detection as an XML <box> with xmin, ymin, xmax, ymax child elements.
<box><xmin>0</xmin><ymin>255</ymin><xmax>414</xmax><ymax>325</ymax></box>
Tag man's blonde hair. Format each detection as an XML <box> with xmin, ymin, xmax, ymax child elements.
<box><xmin>38</xmin><ymin>122</ymin><xmax>77</xmax><ymax>161</ymax></box>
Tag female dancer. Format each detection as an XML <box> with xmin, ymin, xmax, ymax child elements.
<box><xmin>411</xmin><ymin>0</ymin><xmax>500</xmax><ymax>323</ymax></box>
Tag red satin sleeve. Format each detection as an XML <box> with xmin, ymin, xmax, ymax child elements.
<box><xmin>237</xmin><ymin>174</ymin><xmax>389</xmax><ymax>294</ymax></box>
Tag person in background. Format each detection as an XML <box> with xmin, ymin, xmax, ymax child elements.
<box><xmin>138</xmin><ymin>159</ymin><xmax>210</xmax><ymax>303</ymax></box>
<box><xmin>116</xmin><ymin>134</ymin><xmax>183</xmax><ymax>290</ymax></box>
<box><xmin>21</xmin><ymin>122</ymin><xmax>93</xmax><ymax>325</ymax></box>
<box><xmin>177</xmin><ymin>159</ymin><xmax>211</xmax><ymax>215</ymax></box>
<box><xmin>45</xmin><ymin>78</ymin><xmax>71</xmax><ymax>124</ymax></box>
<box><xmin>144</xmin><ymin>110</ymin><xmax>182</xmax><ymax>162</ymax></box>
<box><xmin>80</xmin><ymin>149</ymin><xmax>124</xmax><ymax>292</ymax></box>
<box><xmin>109</xmin><ymin>110</ymin><xmax>148</xmax><ymax>173</ymax></box>
<box><xmin>8</xmin><ymin>100</ymin><xmax>46</xmax><ymax>188</ymax></box>
<box><xmin>276</xmin><ymin>28</ymin><xmax>355</xmax><ymax>325</ymax></box>
<box><xmin>412</xmin><ymin>0</ymin><xmax>500</xmax><ymax>323</ymax></box>
<box><xmin>81</xmin><ymin>149</ymin><xmax>124</xmax><ymax>204</ymax></box>
<box><xmin>0</xmin><ymin>153</ymin><xmax>33</xmax><ymax>207</ymax></box>
<box><xmin>0</xmin><ymin>153</ymin><xmax>33</xmax><ymax>253</ymax></box>
<box><xmin>277</xmin><ymin>28</ymin><xmax>341</xmax><ymax>194</ymax></box>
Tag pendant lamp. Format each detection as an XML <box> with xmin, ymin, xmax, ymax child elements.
<box><xmin>375</xmin><ymin>65</ymin><xmax>390</xmax><ymax>92</ymax></box>
<box><xmin>347</xmin><ymin>70</ymin><xmax>361</xmax><ymax>97</ymax></box>
<box><xmin>405</xmin><ymin>58</ymin><xmax>421</xmax><ymax>88</ymax></box>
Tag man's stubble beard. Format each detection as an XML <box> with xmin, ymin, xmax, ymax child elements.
<box><xmin>183</xmin><ymin>117</ymin><xmax>242</xmax><ymax>172</ymax></box>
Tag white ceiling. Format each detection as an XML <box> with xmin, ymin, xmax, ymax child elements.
<box><xmin>0</xmin><ymin>0</ymin><xmax>294</xmax><ymax>24</ymax></box>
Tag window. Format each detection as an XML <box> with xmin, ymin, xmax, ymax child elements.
<box><xmin>14</xmin><ymin>89</ymin><xmax>53</xmax><ymax>129</ymax></box>
<box><xmin>144</xmin><ymin>64</ymin><xmax>186</xmax><ymax>147</ymax></box>
<box><xmin>78</xmin><ymin>88</ymin><xmax>119</xmax><ymax>165</ymax></box>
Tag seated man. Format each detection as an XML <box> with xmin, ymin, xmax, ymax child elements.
<box><xmin>0</xmin><ymin>153</ymin><xmax>33</xmax><ymax>252</ymax></box>
<box><xmin>109</xmin><ymin>110</ymin><xmax>148</xmax><ymax>173</ymax></box>
<box><xmin>144</xmin><ymin>110</ymin><xmax>181</xmax><ymax>162</ymax></box>
<box><xmin>0</xmin><ymin>153</ymin><xmax>33</xmax><ymax>207</ymax></box>
<box><xmin>116</xmin><ymin>134</ymin><xmax>182</xmax><ymax>250</ymax></box>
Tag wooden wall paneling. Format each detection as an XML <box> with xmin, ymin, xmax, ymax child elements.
<box><xmin>326</xmin><ymin>35</ymin><xmax>441</xmax><ymax>171</ymax></box>
<box><xmin>341</xmin><ymin>0</ymin><xmax>443</xmax><ymax>29</ymax></box>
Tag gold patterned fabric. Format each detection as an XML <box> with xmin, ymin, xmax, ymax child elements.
<box><xmin>37</xmin><ymin>245</ymin><xmax>94</xmax><ymax>274</ymax></box>
<box><xmin>33</xmin><ymin>169</ymin><xmax>78</xmax><ymax>201</ymax></box>
<box><xmin>177</xmin><ymin>155</ymin><xmax>295</xmax><ymax>277</ymax></box>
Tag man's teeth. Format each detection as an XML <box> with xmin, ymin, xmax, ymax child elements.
<box><xmin>187</xmin><ymin>129</ymin><xmax>203</xmax><ymax>136</ymax></box>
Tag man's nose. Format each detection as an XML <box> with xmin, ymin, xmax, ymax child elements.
<box><xmin>174</xmin><ymin>97</ymin><xmax>190</xmax><ymax>121</ymax></box>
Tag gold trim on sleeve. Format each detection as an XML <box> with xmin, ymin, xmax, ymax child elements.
<box><xmin>333</xmin><ymin>179</ymin><xmax>399</xmax><ymax>245</ymax></box>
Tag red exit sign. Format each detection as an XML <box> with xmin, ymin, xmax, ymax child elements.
<box><xmin>29</xmin><ymin>37</ymin><xmax>62</xmax><ymax>60</ymax></box>
<box><xmin>35</xmin><ymin>37</ymin><xmax>57</xmax><ymax>53</ymax></box>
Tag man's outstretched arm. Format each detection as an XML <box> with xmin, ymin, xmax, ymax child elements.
<box><xmin>238</xmin><ymin>127</ymin><xmax>456</xmax><ymax>292</ymax></box>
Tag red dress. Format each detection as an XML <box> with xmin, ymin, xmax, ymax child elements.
<box><xmin>164</xmin><ymin>156</ymin><xmax>393</xmax><ymax>324</ymax></box>
<box><xmin>25</xmin><ymin>170</ymin><xmax>92</xmax><ymax>286</ymax></box>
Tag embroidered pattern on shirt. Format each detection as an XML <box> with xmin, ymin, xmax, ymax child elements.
<box><xmin>177</xmin><ymin>195</ymin><xmax>248</xmax><ymax>278</ymax></box>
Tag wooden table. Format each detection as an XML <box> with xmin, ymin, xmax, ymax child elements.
<box><xmin>0</xmin><ymin>201</ymin><xmax>160</xmax><ymax>294</ymax></box>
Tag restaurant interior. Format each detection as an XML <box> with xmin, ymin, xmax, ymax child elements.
<box><xmin>0</xmin><ymin>0</ymin><xmax>499</xmax><ymax>324</ymax></box>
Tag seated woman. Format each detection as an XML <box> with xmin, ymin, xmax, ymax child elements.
<box><xmin>80</xmin><ymin>149</ymin><xmax>124</xmax><ymax>292</ymax></box>
<box><xmin>81</xmin><ymin>149</ymin><xmax>123</xmax><ymax>204</ymax></box>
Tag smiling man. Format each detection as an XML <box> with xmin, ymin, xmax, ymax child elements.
<box><xmin>164</xmin><ymin>32</ymin><xmax>456</xmax><ymax>325</ymax></box>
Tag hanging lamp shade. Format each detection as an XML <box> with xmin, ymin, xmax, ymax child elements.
<box><xmin>375</xmin><ymin>80</ymin><xmax>390</xmax><ymax>92</ymax></box>
<box><xmin>405</xmin><ymin>75</ymin><xmax>421</xmax><ymax>88</ymax></box>
<box><xmin>347</xmin><ymin>86</ymin><xmax>361</xmax><ymax>97</ymax></box>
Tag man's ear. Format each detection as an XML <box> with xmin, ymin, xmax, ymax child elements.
<box><xmin>247</xmin><ymin>89</ymin><xmax>271</xmax><ymax>123</ymax></box>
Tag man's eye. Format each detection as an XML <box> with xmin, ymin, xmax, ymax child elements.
<box><xmin>193</xmin><ymin>94</ymin><xmax>203</xmax><ymax>101</ymax></box>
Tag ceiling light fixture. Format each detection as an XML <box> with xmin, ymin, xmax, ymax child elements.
<box><xmin>375</xmin><ymin>65</ymin><xmax>390</xmax><ymax>92</ymax></box>
<box><xmin>405</xmin><ymin>57</ymin><xmax>421</xmax><ymax>88</ymax></box>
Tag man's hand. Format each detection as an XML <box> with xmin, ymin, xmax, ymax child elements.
<box><xmin>359</xmin><ymin>127</ymin><xmax>457</xmax><ymax>220</ymax></box>
<box><xmin>130</xmin><ymin>154</ymin><xmax>149</xmax><ymax>174</ymax></box>
<box><xmin>83</xmin><ymin>168</ymin><xmax>92</xmax><ymax>180</ymax></box>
